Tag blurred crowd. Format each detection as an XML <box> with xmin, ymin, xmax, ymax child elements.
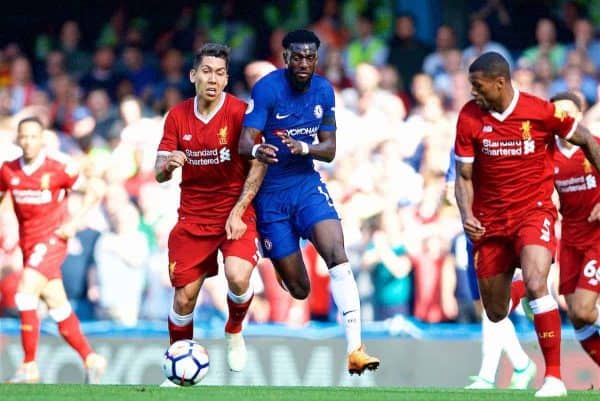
<box><xmin>2</xmin><ymin>0</ymin><xmax>600</xmax><ymax>327</ymax></box>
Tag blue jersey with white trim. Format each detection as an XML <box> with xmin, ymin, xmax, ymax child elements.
<box><xmin>243</xmin><ymin>69</ymin><xmax>336</xmax><ymax>191</ymax></box>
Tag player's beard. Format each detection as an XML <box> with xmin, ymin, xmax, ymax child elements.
<box><xmin>286</xmin><ymin>69</ymin><xmax>312</xmax><ymax>92</ymax></box>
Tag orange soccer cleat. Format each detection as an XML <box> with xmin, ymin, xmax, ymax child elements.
<box><xmin>347</xmin><ymin>344</ymin><xmax>380</xmax><ymax>375</ymax></box>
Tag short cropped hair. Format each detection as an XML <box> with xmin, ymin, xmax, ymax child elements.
<box><xmin>282</xmin><ymin>29</ymin><xmax>321</xmax><ymax>50</ymax></box>
<box><xmin>193</xmin><ymin>43</ymin><xmax>231</xmax><ymax>70</ymax></box>
<box><xmin>17</xmin><ymin>116</ymin><xmax>44</xmax><ymax>132</ymax></box>
<box><xmin>550</xmin><ymin>92</ymin><xmax>583</xmax><ymax>111</ymax></box>
<box><xmin>468</xmin><ymin>52</ymin><xmax>511</xmax><ymax>80</ymax></box>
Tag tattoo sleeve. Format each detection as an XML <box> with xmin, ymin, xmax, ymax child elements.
<box><xmin>569</xmin><ymin>125</ymin><xmax>600</xmax><ymax>173</ymax></box>
<box><xmin>154</xmin><ymin>154</ymin><xmax>171</xmax><ymax>183</ymax></box>
<box><xmin>230</xmin><ymin>160</ymin><xmax>268</xmax><ymax>217</ymax></box>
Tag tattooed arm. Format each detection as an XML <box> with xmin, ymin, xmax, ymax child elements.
<box><xmin>225</xmin><ymin>160</ymin><xmax>268</xmax><ymax>240</ymax></box>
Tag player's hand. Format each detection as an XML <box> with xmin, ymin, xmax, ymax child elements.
<box><xmin>165</xmin><ymin>150</ymin><xmax>187</xmax><ymax>172</ymax></box>
<box><xmin>588</xmin><ymin>203</ymin><xmax>600</xmax><ymax>223</ymax></box>
<box><xmin>254</xmin><ymin>143</ymin><xmax>279</xmax><ymax>164</ymax></box>
<box><xmin>462</xmin><ymin>216</ymin><xmax>485</xmax><ymax>241</ymax></box>
<box><xmin>276</xmin><ymin>131</ymin><xmax>304</xmax><ymax>155</ymax></box>
<box><xmin>55</xmin><ymin>221</ymin><xmax>77</xmax><ymax>240</ymax></box>
<box><xmin>226</xmin><ymin>213</ymin><xmax>247</xmax><ymax>240</ymax></box>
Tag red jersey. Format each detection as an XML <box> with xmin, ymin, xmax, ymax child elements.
<box><xmin>554</xmin><ymin>137</ymin><xmax>600</xmax><ymax>246</ymax></box>
<box><xmin>0</xmin><ymin>153</ymin><xmax>78</xmax><ymax>252</ymax></box>
<box><xmin>454</xmin><ymin>91</ymin><xmax>576</xmax><ymax>232</ymax></box>
<box><xmin>158</xmin><ymin>94</ymin><xmax>253</xmax><ymax>233</ymax></box>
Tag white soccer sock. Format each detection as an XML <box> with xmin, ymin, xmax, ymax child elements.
<box><xmin>497</xmin><ymin>316</ymin><xmax>529</xmax><ymax>371</ymax></box>
<box><xmin>574</xmin><ymin>325</ymin><xmax>597</xmax><ymax>341</ymax></box>
<box><xmin>477</xmin><ymin>311</ymin><xmax>503</xmax><ymax>383</ymax></box>
<box><xmin>169</xmin><ymin>305</ymin><xmax>193</xmax><ymax>327</ymax></box>
<box><xmin>227</xmin><ymin>287</ymin><xmax>253</xmax><ymax>304</ymax></box>
<box><xmin>329</xmin><ymin>262</ymin><xmax>362</xmax><ymax>353</ymax></box>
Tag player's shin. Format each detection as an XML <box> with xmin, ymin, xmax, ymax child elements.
<box><xmin>328</xmin><ymin>263</ymin><xmax>361</xmax><ymax>353</ymax></box>
<box><xmin>225</xmin><ymin>288</ymin><xmax>254</xmax><ymax>334</ymax></box>
<box><xmin>529</xmin><ymin>295</ymin><xmax>562</xmax><ymax>379</ymax></box>
<box><xmin>168</xmin><ymin>305</ymin><xmax>194</xmax><ymax>344</ymax></box>
<box><xmin>575</xmin><ymin>325</ymin><xmax>600</xmax><ymax>365</ymax></box>
<box><xmin>50</xmin><ymin>303</ymin><xmax>93</xmax><ymax>361</ymax></box>
<box><xmin>15</xmin><ymin>293</ymin><xmax>40</xmax><ymax>363</ymax></box>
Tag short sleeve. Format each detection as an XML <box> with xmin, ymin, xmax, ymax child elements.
<box><xmin>454</xmin><ymin>109</ymin><xmax>476</xmax><ymax>163</ymax></box>
<box><xmin>158</xmin><ymin>110</ymin><xmax>179</xmax><ymax>155</ymax></box>
<box><xmin>320</xmin><ymin>82</ymin><xmax>336</xmax><ymax>132</ymax></box>
<box><xmin>0</xmin><ymin>164</ymin><xmax>6</xmax><ymax>193</ymax></box>
<box><xmin>542</xmin><ymin>100</ymin><xmax>576</xmax><ymax>140</ymax></box>
<box><xmin>243</xmin><ymin>79</ymin><xmax>273</xmax><ymax>131</ymax></box>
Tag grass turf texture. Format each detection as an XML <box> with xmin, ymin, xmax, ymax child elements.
<box><xmin>0</xmin><ymin>385</ymin><xmax>597</xmax><ymax>401</ymax></box>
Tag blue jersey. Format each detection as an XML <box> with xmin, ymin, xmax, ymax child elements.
<box><xmin>243</xmin><ymin>69</ymin><xmax>336</xmax><ymax>192</ymax></box>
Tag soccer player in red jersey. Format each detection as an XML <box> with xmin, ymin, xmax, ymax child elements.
<box><xmin>155</xmin><ymin>43</ymin><xmax>264</xmax><ymax>374</ymax></box>
<box><xmin>455</xmin><ymin>52</ymin><xmax>600</xmax><ymax>397</ymax></box>
<box><xmin>1</xmin><ymin>116</ymin><xmax>106</xmax><ymax>383</ymax></box>
<box><xmin>551</xmin><ymin>92</ymin><xmax>600</xmax><ymax>367</ymax></box>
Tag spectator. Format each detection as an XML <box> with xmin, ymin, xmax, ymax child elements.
<box><xmin>344</xmin><ymin>11</ymin><xmax>388</xmax><ymax>77</ymax></box>
<box><xmin>462</xmin><ymin>18</ymin><xmax>513</xmax><ymax>68</ymax></box>
<box><xmin>519</xmin><ymin>18</ymin><xmax>567</xmax><ymax>73</ymax></box>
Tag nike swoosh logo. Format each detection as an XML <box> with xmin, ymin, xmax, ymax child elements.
<box><xmin>342</xmin><ymin>309</ymin><xmax>357</xmax><ymax>316</ymax></box>
<box><xmin>276</xmin><ymin>113</ymin><xmax>291</xmax><ymax>119</ymax></box>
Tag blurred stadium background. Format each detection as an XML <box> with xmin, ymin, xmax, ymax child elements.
<box><xmin>0</xmin><ymin>0</ymin><xmax>599</xmax><ymax>388</ymax></box>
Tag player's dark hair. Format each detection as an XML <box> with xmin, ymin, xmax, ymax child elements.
<box><xmin>282</xmin><ymin>29</ymin><xmax>321</xmax><ymax>50</ymax></box>
<box><xmin>468</xmin><ymin>52</ymin><xmax>511</xmax><ymax>80</ymax></box>
<box><xmin>17</xmin><ymin>116</ymin><xmax>44</xmax><ymax>132</ymax></box>
<box><xmin>550</xmin><ymin>92</ymin><xmax>582</xmax><ymax>112</ymax></box>
<box><xmin>193</xmin><ymin>43</ymin><xmax>231</xmax><ymax>70</ymax></box>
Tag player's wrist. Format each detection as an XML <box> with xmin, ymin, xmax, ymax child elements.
<box><xmin>251</xmin><ymin>144</ymin><xmax>261</xmax><ymax>158</ymax></box>
<box><xmin>300</xmin><ymin>141</ymin><xmax>309</xmax><ymax>155</ymax></box>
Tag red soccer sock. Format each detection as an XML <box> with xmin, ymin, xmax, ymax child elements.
<box><xmin>509</xmin><ymin>279</ymin><xmax>526</xmax><ymax>313</ymax></box>
<box><xmin>580</xmin><ymin>332</ymin><xmax>600</xmax><ymax>366</ymax></box>
<box><xmin>225</xmin><ymin>294</ymin><xmax>254</xmax><ymax>334</ymax></box>
<box><xmin>19</xmin><ymin>310</ymin><xmax>40</xmax><ymax>363</ymax></box>
<box><xmin>58</xmin><ymin>313</ymin><xmax>93</xmax><ymax>362</ymax></box>
<box><xmin>168</xmin><ymin>318</ymin><xmax>193</xmax><ymax>344</ymax></box>
<box><xmin>533</xmin><ymin>309</ymin><xmax>562</xmax><ymax>379</ymax></box>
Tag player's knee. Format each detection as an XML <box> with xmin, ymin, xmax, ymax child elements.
<box><xmin>524</xmin><ymin>277</ymin><xmax>547</xmax><ymax>298</ymax></box>
<box><xmin>320</xmin><ymin>248</ymin><xmax>347</xmax><ymax>268</ymax></box>
<box><xmin>173</xmin><ymin>292</ymin><xmax>196</xmax><ymax>315</ymax></box>
<box><xmin>485</xmin><ymin>304</ymin><xmax>508</xmax><ymax>322</ymax></box>
<box><xmin>288</xmin><ymin>282</ymin><xmax>311</xmax><ymax>300</ymax></box>
<box><xmin>569</xmin><ymin>300</ymin><xmax>596</xmax><ymax>325</ymax></box>
<box><xmin>226</xmin><ymin>274</ymin><xmax>250</xmax><ymax>294</ymax></box>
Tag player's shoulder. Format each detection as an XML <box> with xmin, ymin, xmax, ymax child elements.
<box><xmin>518</xmin><ymin>91</ymin><xmax>550</xmax><ymax>109</ymax></box>
<box><xmin>458</xmin><ymin>100</ymin><xmax>483</xmax><ymax>120</ymax></box>
<box><xmin>224</xmin><ymin>93</ymin><xmax>247</xmax><ymax>111</ymax></box>
<box><xmin>311</xmin><ymin>73</ymin><xmax>334</xmax><ymax>91</ymax></box>
<box><xmin>254</xmin><ymin>69</ymin><xmax>284</xmax><ymax>91</ymax></box>
<box><xmin>166</xmin><ymin>98</ymin><xmax>195</xmax><ymax>119</ymax></box>
<box><xmin>46</xmin><ymin>152</ymin><xmax>79</xmax><ymax>176</ymax></box>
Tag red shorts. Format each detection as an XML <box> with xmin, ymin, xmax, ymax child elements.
<box><xmin>167</xmin><ymin>220</ymin><xmax>260</xmax><ymax>288</ymax></box>
<box><xmin>559</xmin><ymin>242</ymin><xmax>600</xmax><ymax>295</ymax></box>
<box><xmin>22</xmin><ymin>236</ymin><xmax>67</xmax><ymax>280</ymax></box>
<box><xmin>473</xmin><ymin>209</ymin><xmax>557</xmax><ymax>279</ymax></box>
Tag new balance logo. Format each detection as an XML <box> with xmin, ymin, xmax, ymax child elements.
<box><xmin>276</xmin><ymin>113</ymin><xmax>291</xmax><ymax>120</ymax></box>
<box><xmin>219</xmin><ymin>147</ymin><xmax>231</xmax><ymax>162</ymax></box>
<box><xmin>183</xmin><ymin>134</ymin><xmax>192</xmax><ymax>141</ymax></box>
<box><xmin>482</xmin><ymin>125</ymin><xmax>493</xmax><ymax>133</ymax></box>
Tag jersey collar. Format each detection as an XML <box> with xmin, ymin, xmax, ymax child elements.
<box><xmin>193</xmin><ymin>93</ymin><xmax>226</xmax><ymax>124</ymax></box>
<box><xmin>555</xmin><ymin>136</ymin><xmax>579</xmax><ymax>158</ymax></box>
<box><xmin>19</xmin><ymin>150</ymin><xmax>46</xmax><ymax>176</ymax></box>
<box><xmin>489</xmin><ymin>89</ymin><xmax>520</xmax><ymax>122</ymax></box>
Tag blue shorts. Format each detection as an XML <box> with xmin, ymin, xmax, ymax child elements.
<box><xmin>255</xmin><ymin>175</ymin><xmax>339</xmax><ymax>260</ymax></box>
<box><xmin>466</xmin><ymin>238</ymin><xmax>480</xmax><ymax>300</ymax></box>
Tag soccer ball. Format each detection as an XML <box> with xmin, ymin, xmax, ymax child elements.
<box><xmin>162</xmin><ymin>339</ymin><xmax>209</xmax><ymax>386</ymax></box>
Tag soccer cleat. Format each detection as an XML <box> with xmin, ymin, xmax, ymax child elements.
<box><xmin>226</xmin><ymin>332</ymin><xmax>247</xmax><ymax>372</ymax></box>
<box><xmin>84</xmin><ymin>353</ymin><xmax>107</xmax><ymax>384</ymax></box>
<box><xmin>347</xmin><ymin>344</ymin><xmax>380</xmax><ymax>375</ymax></box>
<box><xmin>7</xmin><ymin>361</ymin><xmax>40</xmax><ymax>383</ymax></box>
<box><xmin>509</xmin><ymin>360</ymin><xmax>537</xmax><ymax>389</ymax></box>
<box><xmin>464</xmin><ymin>375</ymin><xmax>495</xmax><ymax>389</ymax></box>
<box><xmin>534</xmin><ymin>376</ymin><xmax>567</xmax><ymax>398</ymax></box>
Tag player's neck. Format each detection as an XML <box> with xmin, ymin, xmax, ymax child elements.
<box><xmin>196</xmin><ymin>93</ymin><xmax>223</xmax><ymax>117</ymax></box>
<box><xmin>22</xmin><ymin>151</ymin><xmax>43</xmax><ymax>165</ymax></box>
<box><xmin>494</xmin><ymin>86</ymin><xmax>515</xmax><ymax>114</ymax></box>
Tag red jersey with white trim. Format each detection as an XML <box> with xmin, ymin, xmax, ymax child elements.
<box><xmin>454</xmin><ymin>91</ymin><xmax>576</xmax><ymax>232</ymax></box>
<box><xmin>158</xmin><ymin>94</ymin><xmax>253</xmax><ymax>234</ymax></box>
<box><xmin>0</xmin><ymin>153</ymin><xmax>78</xmax><ymax>252</ymax></box>
<box><xmin>554</xmin><ymin>137</ymin><xmax>600</xmax><ymax>246</ymax></box>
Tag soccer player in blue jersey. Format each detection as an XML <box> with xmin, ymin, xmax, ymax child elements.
<box><xmin>235</xmin><ymin>29</ymin><xmax>379</xmax><ymax>375</ymax></box>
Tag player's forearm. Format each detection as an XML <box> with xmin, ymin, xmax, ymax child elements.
<box><xmin>239</xmin><ymin>127</ymin><xmax>261</xmax><ymax>158</ymax></box>
<box><xmin>230</xmin><ymin>160</ymin><xmax>267</xmax><ymax>217</ymax></box>
<box><xmin>154</xmin><ymin>155</ymin><xmax>172</xmax><ymax>183</ymax></box>
<box><xmin>455</xmin><ymin>176</ymin><xmax>475</xmax><ymax>222</ymax></box>
<box><xmin>305</xmin><ymin>141</ymin><xmax>335</xmax><ymax>162</ymax></box>
<box><xmin>575</xmin><ymin>126</ymin><xmax>600</xmax><ymax>172</ymax></box>
<box><xmin>70</xmin><ymin>177</ymin><xmax>105</xmax><ymax>228</ymax></box>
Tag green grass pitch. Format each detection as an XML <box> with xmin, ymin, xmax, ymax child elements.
<box><xmin>0</xmin><ymin>385</ymin><xmax>597</xmax><ymax>401</ymax></box>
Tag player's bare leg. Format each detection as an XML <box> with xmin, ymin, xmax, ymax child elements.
<box><xmin>271</xmin><ymin>252</ymin><xmax>311</xmax><ymax>300</ymax></box>
<box><xmin>42</xmin><ymin>279</ymin><xmax>106</xmax><ymax>384</ymax></box>
<box><xmin>566</xmin><ymin>289</ymin><xmax>600</xmax><ymax>365</ymax></box>
<box><xmin>521</xmin><ymin>245</ymin><xmax>566</xmax><ymax>397</ymax></box>
<box><xmin>311</xmin><ymin>219</ymin><xmax>379</xmax><ymax>375</ymax></box>
<box><xmin>9</xmin><ymin>269</ymin><xmax>46</xmax><ymax>383</ymax></box>
<box><xmin>223</xmin><ymin>256</ymin><xmax>255</xmax><ymax>372</ymax></box>
<box><xmin>169</xmin><ymin>276</ymin><xmax>205</xmax><ymax>343</ymax></box>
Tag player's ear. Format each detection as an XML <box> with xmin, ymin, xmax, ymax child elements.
<box><xmin>189</xmin><ymin>69</ymin><xmax>196</xmax><ymax>83</ymax></box>
<box><xmin>283</xmin><ymin>50</ymin><xmax>290</xmax><ymax>65</ymax></box>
